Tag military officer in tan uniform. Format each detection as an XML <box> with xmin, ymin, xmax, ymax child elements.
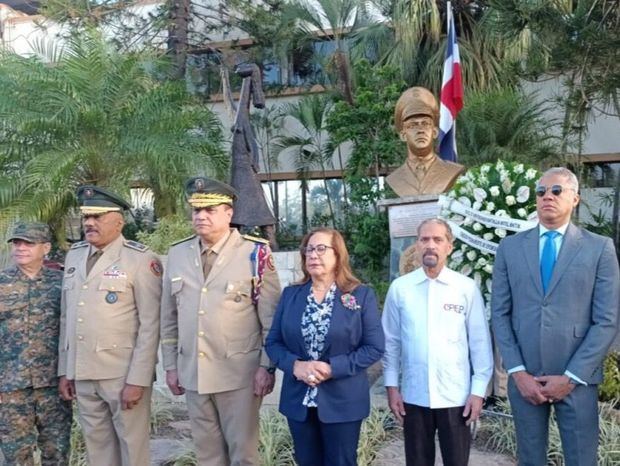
<box><xmin>58</xmin><ymin>186</ymin><xmax>162</xmax><ymax>466</ymax></box>
<box><xmin>161</xmin><ymin>177</ymin><xmax>281</xmax><ymax>466</ymax></box>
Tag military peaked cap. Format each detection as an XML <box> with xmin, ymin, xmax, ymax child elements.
<box><xmin>185</xmin><ymin>177</ymin><xmax>238</xmax><ymax>208</ymax></box>
<box><xmin>77</xmin><ymin>185</ymin><xmax>132</xmax><ymax>215</ymax></box>
<box><xmin>394</xmin><ymin>87</ymin><xmax>439</xmax><ymax>132</ymax></box>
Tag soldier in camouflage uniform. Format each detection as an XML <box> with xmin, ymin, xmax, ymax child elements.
<box><xmin>0</xmin><ymin>223</ymin><xmax>72</xmax><ymax>466</ymax></box>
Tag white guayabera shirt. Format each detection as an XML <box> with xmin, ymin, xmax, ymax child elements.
<box><xmin>382</xmin><ymin>266</ymin><xmax>493</xmax><ymax>408</ymax></box>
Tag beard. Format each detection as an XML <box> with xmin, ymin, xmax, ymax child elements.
<box><xmin>422</xmin><ymin>252</ymin><xmax>438</xmax><ymax>268</ymax></box>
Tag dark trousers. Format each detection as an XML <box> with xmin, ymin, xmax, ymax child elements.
<box><xmin>287</xmin><ymin>408</ymin><xmax>363</xmax><ymax>466</ymax></box>
<box><xmin>403</xmin><ymin>403</ymin><xmax>470</xmax><ymax>466</ymax></box>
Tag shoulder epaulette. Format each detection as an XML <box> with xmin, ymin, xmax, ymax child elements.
<box><xmin>70</xmin><ymin>241</ymin><xmax>89</xmax><ymax>249</ymax></box>
<box><xmin>242</xmin><ymin>234</ymin><xmax>269</xmax><ymax>245</ymax></box>
<box><xmin>124</xmin><ymin>239</ymin><xmax>148</xmax><ymax>252</ymax></box>
<box><xmin>171</xmin><ymin>235</ymin><xmax>196</xmax><ymax>247</ymax></box>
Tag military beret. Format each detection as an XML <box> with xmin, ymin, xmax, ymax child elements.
<box><xmin>7</xmin><ymin>222</ymin><xmax>51</xmax><ymax>243</ymax></box>
<box><xmin>394</xmin><ymin>87</ymin><xmax>439</xmax><ymax>132</ymax></box>
<box><xmin>185</xmin><ymin>177</ymin><xmax>238</xmax><ymax>208</ymax></box>
<box><xmin>77</xmin><ymin>185</ymin><xmax>132</xmax><ymax>215</ymax></box>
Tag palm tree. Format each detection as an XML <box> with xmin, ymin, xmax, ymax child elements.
<box><xmin>456</xmin><ymin>87</ymin><xmax>559</xmax><ymax>166</ymax></box>
<box><xmin>0</xmin><ymin>30</ymin><xmax>226</xmax><ymax>245</ymax></box>
<box><xmin>274</xmin><ymin>94</ymin><xmax>339</xmax><ymax>230</ymax></box>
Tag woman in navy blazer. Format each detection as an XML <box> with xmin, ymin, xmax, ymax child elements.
<box><xmin>265</xmin><ymin>227</ymin><xmax>385</xmax><ymax>466</ymax></box>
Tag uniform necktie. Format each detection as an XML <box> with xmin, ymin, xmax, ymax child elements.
<box><xmin>540</xmin><ymin>231</ymin><xmax>559</xmax><ymax>294</ymax></box>
<box><xmin>86</xmin><ymin>249</ymin><xmax>102</xmax><ymax>275</ymax></box>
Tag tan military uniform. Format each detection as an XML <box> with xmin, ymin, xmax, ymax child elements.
<box><xmin>59</xmin><ymin>234</ymin><xmax>162</xmax><ymax>466</ymax></box>
<box><xmin>161</xmin><ymin>229</ymin><xmax>280</xmax><ymax>465</ymax></box>
<box><xmin>386</xmin><ymin>156</ymin><xmax>465</xmax><ymax>197</ymax></box>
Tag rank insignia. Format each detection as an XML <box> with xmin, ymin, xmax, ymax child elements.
<box><xmin>106</xmin><ymin>291</ymin><xmax>118</xmax><ymax>304</ymax></box>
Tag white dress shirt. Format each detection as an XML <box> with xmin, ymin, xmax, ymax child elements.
<box><xmin>382</xmin><ymin>266</ymin><xmax>493</xmax><ymax>408</ymax></box>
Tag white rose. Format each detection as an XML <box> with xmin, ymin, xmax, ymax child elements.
<box><xmin>480</xmin><ymin>164</ymin><xmax>491</xmax><ymax>174</ymax></box>
<box><xmin>495</xmin><ymin>209</ymin><xmax>509</xmax><ymax>218</ymax></box>
<box><xmin>458</xmin><ymin>196</ymin><xmax>472</xmax><ymax>207</ymax></box>
<box><xmin>461</xmin><ymin>244</ymin><xmax>468</xmax><ymax>251</ymax></box>
<box><xmin>506</xmin><ymin>195</ymin><xmax>516</xmax><ymax>206</ymax></box>
<box><xmin>473</xmin><ymin>188</ymin><xmax>487</xmax><ymax>202</ymax></box>
<box><xmin>499</xmin><ymin>170</ymin><xmax>509</xmax><ymax>182</ymax></box>
<box><xmin>477</xmin><ymin>257</ymin><xmax>488</xmax><ymax>267</ymax></box>
<box><xmin>451</xmin><ymin>256</ymin><xmax>463</xmax><ymax>266</ymax></box>
<box><xmin>461</xmin><ymin>265</ymin><xmax>473</xmax><ymax>276</ymax></box>
<box><xmin>484</xmin><ymin>264</ymin><xmax>493</xmax><ymax>274</ymax></box>
<box><xmin>463</xmin><ymin>217</ymin><xmax>473</xmax><ymax>226</ymax></box>
<box><xmin>478</xmin><ymin>175</ymin><xmax>489</xmax><ymax>187</ymax></box>
<box><xmin>495</xmin><ymin>228</ymin><xmax>507</xmax><ymax>238</ymax></box>
<box><xmin>473</xmin><ymin>222</ymin><xmax>483</xmax><ymax>232</ymax></box>
<box><xmin>513</xmin><ymin>163</ymin><xmax>524</xmax><ymax>174</ymax></box>
<box><xmin>496</xmin><ymin>160</ymin><xmax>505</xmax><ymax>171</ymax></box>
<box><xmin>483</xmin><ymin>232</ymin><xmax>494</xmax><ymax>241</ymax></box>
<box><xmin>525</xmin><ymin>168</ymin><xmax>537</xmax><ymax>180</ymax></box>
<box><xmin>502</xmin><ymin>177</ymin><xmax>514</xmax><ymax>193</ymax></box>
<box><xmin>451</xmin><ymin>250</ymin><xmax>464</xmax><ymax>260</ymax></box>
<box><xmin>466</xmin><ymin>250</ymin><xmax>477</xmax><ymax>261</ymax></box>
<box><xmin>474</xmin><ymin>272</ymin><xmax>482</xmax><ymax>287</ymax></box>
<box><xmin>489</xmin><ymin>186</ymin><xmax>500</xmax><ymax>197</ymax></box>
<box><xmin>516</xmin><ymin>186</ymin><xmax>530</xmax><ymax>203</ymax></box>
<box><xmin>473</xmin><ymin>201</ymin><xmax>482</xmax><ymax>210</ymax></box>
<box><xmin>517</xmin><ymin>208</ymin><xmax>527</xmax><ymax>218</ymax></box>
<box><xmin>486</xmin><ymin>201</ymin><xmax>496</xmax><ymax>212</ymax></box>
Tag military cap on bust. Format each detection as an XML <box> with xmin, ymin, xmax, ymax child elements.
<box><xmin>76</xmin><ymin>185</ymin><xmax>132</xmax><ymax>215</ymax></box>
<box><xmin>7</xmin><ymin>222</ymin><xmax>52</xmax><ymax>243</ymax></box>
<box><xmin>185</xmin><ymin>177</ymin><xmax>238</xmax><ymax>208</ymax></box>
<box><xmin>394</xmin><ymin>86</ymin><xmax>440</xmax><ymax>132</ymax></box>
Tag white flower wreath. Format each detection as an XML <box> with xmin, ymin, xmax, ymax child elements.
<box><xmin>440</xmin><ymin>161</ymin><xmax>541</xmax><ymax>309</ymax></box>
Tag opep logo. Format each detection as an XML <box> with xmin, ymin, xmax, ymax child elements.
<box><xmin>443</xmin><ymin>303</ymin><xmax>465</xmax><ymax>314</ymax></box>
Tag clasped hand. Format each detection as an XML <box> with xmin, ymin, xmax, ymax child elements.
<box><xmin>293</xmin><ymin>360</ymin><xmax>332</xmax><ymax>387</ymax></box>
<box><xmin>513</xmin><ymin>372</ymin><xmax>574</xmax><ymax>405</ymax></box>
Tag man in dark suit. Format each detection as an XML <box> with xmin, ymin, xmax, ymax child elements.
<box><xmin>492</xmin><ymin>167</ymin><xmax>619</xmax><ymax>466</ymax></box>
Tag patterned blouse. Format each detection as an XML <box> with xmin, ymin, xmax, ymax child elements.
<box><xmin>301</xmin><ymin>282</ymin><xmax>337</xmax><ymax>407</ymax></box>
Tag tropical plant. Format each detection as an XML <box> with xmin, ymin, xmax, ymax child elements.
<box><xmin>0</xmin><ymin>31</ymin><xmax>226</xmax><ymax>245</ymax></box>
<box><xmin>274</xmin><ymin>94</ymin><xmax>340</xmax><ymax>229</ymax></box>
<box><xmin>456</xmin><ymin>87</ymin><xmax>559</xmax><ymax>166</ymax></box>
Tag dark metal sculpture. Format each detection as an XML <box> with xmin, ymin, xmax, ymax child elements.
<box><xmin>228</xmin><ymin>63</ymin><xmax>277</xmax><ymax>244</ymax></box>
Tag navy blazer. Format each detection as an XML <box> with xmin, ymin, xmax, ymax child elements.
<box><xmin>265</xmin><ymin>282</ymin><xmax>385</xmax><ymax>423</ymax></box>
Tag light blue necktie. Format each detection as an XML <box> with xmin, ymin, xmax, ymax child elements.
<box><xmin>540</xmin><ymin>231</ymin><xmax>559</xmax><ymax>294</ymax></box>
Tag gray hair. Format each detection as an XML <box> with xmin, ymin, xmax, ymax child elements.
<box><xmin>417</xmin><ymin>218</ymin><xmax>454</xmax><ymax>243</ymax></box>
<box><xmin>538</xmin><ymin>167</ymin><xmax>579</xmax><ymax>192</ymax></box>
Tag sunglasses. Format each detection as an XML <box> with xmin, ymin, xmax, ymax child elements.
<box><xmin>535</xmin><ymin>185</ymin><xmax>575</xmax><ymax>197</ymax></box>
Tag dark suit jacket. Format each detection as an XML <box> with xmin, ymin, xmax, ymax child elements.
<box><xmin>491</xmin><ymin>223</ymin><xmax>619</xmax><ymax>384</ymax></box>
<box><xmin>265</xmin><ymin>282</ymin><xmax>385</xmax><ymax>423</ymax></box>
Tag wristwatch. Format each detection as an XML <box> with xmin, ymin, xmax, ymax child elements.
<box><xmin>261</xmin><ymin>365</ymin><xmax>276</xmax><ymax>374</ymax></box>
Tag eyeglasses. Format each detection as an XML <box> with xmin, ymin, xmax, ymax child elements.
<box><xmin>302</xmin><ymin>244</ymin><xmax>334</xmax><ymax>256</ymax></box>
<box><xmin>535</xmin><ymin>185</ymin><xmax>575</xmax><ymax>197</ymax></box>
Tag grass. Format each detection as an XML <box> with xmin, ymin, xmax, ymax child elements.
<box><xmin>480</xmin><ymin>399</ymin><xmax>620</xmax><ymax>466</ymax></box>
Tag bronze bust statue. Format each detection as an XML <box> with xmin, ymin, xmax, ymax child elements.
<box><xmin>386</xmin><ymin>87</ymin><xmax>465</xmax><ymax>197</ymax></box>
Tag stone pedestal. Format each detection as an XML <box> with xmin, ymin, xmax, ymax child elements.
<box><xmin>378</xmin><ymin>194</ymin><xmax>440</xmax><ymax>279</ymax></box>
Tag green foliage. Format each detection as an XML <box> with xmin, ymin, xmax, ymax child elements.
<box><xmin>258</xmin><ymin>409</ymin><xmax>296</xmax><ymax>465</ymax></box>
<box><xmin>600</xmin><ymin>352</ymin><xmax>620</xmax><ymax>403</ymax></box>
<box><xmin>457</xmin><ymin>88</ymin><xmax>559</xmax><ymax>167</ymax></box>
<box><xmin>0</xmin><ymin>31</ymin><xmax>226</xmax><ymax>244</ymax></box>
<box><xmin>325</xmin><ymin>61</ymin><xmax>405</xmax><ymax>280</ymax></box>
<box><xmin>136</xmin><ymin>215</ymin><xmax>193</xmax><ymax>255</ymax></box>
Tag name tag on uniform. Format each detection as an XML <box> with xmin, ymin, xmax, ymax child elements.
<box><xmin>104</xmin><ymin>266</ymin><xmax>127</xmax><ymax>279</ymax></box>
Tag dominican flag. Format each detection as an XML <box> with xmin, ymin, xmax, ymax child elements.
<box><xmin>438</xmin><ymin>1</ymin><xmax>463</xmax><ymax>163</ymax></box>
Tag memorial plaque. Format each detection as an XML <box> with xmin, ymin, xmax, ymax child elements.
<box><xmin>388</xmin><ymin>201</ymin><xmax>441</xmax><ymax>238</ymax></box>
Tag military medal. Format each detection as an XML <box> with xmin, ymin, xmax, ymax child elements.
<box><xmin>105</xmin><ymin>291</ymin><xmax>118</xmax><ymax>304</ymax></box>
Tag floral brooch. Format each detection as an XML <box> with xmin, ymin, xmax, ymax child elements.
<box><xmin>341</xmin><ymin>293</ymin><xmax>361</xmax><ymax>310</ymax></box>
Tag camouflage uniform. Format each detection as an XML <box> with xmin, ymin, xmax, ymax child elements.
<box><xmin>0</xmin><ymin>265</ymin><xmax>72</xmax><ymax>466</ymax></box>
